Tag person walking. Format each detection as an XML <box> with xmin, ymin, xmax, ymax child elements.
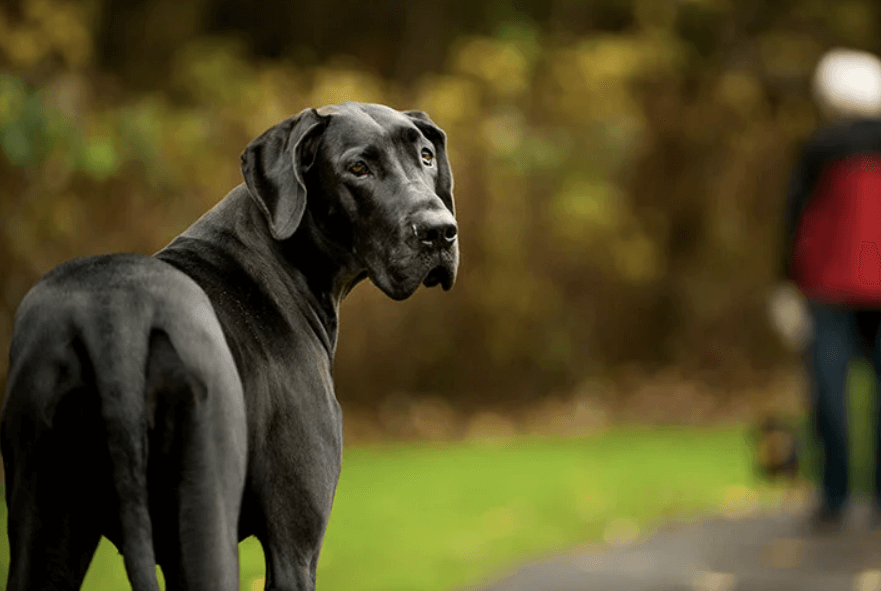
<box><xmin>776</xmin><ymin>47</ymin><xmax>881</xmax><ymax>529</ymax></box>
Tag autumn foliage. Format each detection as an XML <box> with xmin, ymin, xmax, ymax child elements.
<box><xmin>1</xmin><ymin>0</ymin><xmax>874</xmax><ymax>414</ymax></box>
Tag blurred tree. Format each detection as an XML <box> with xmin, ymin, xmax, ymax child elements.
<box><xmin>2</xmin><ymin>0</ymin><xmax>881</xmax><ymax>415</ymax></box>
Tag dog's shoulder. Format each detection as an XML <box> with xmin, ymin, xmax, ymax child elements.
<box><xmin>156</xmin><ymin>234</ymin><xmax>324</xmax><ymax>356</ymax></box>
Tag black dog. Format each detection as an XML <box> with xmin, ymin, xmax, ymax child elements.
<box><xmin>1</xmin><ymin>102</ymin><xmax>459</xmax><ymax>591</ymax></box>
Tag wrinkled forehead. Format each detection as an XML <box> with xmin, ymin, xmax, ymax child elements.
<box><xmin>318</xmin><ymin>102</ymin><xmax>424</xmax><ymax>150</ymax></box>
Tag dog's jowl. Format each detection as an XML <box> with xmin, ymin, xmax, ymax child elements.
<box><xmin>1</xmin><ymin>102</ymin><xmax>458</xmax><ymax>591</ymax></box>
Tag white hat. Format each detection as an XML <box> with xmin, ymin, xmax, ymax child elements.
<box><xmin>812</xmin><ymin>48</ymin><xmax>881</xmax><ymax>119</ymax></box>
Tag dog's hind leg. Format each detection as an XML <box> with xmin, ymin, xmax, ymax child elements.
<box><xmin>2</xmin><ymin>344</ymin><xmax>105</xmax><ymax>591</ymax></box>
<box><xmin>150</xmin><ymin>309</ymin><xmax>247</xmax><ymax>591</ymax></box>
<box><xmin>4</xmin><ymin>461</ymin><xmax>103</xmax><ymax>590</ymax></box>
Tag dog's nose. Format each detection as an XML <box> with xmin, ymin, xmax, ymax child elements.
<box><xmin>414</xmin><ymin>214</ymin><xmax>457</xmax><ymax>249</ymax></box>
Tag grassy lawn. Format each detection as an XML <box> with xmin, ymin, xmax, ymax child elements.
<box><xmin>0</xmin><ymin>424</ymin><xmax>797</xmax><ymax>591</ymax></box>
<box><xmin>0</xmin><ymin>361</ymin><xmax>874</xmax><ymax>591</ymax></box>
<box><xmin>312</xmin><ymin>425</ymin><xmax>779</xmax><ymax>591</ymax></box>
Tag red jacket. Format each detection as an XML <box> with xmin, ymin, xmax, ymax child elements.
<box><xmin>785</xmin><ymin>120</ymin><xmax>881</xmax><ymax>306</ymax></box>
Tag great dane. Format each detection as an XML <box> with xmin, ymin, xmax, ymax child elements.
<box><xmin>1</xmin><ymin>102</ymin><xmax>459</xmax><ymax>590</ymax></box>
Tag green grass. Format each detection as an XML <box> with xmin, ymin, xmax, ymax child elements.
<box><xmin>0</xmin><ymin>361</ymin><xmax>875</xmax><ymax>591</ymax></box>
<box><xmin>0</xmin><ymin>424</ymin><xmax>786</xmax><ymax>591</ymax></box>
<box><xmin>313</xmin><ymin>425</ymin><xmax>771</xmax><ymax>591</ymax></box>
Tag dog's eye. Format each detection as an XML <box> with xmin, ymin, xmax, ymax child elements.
<box><xmin>421</xmin><ymin>148</ymin><xmax>434</xmax><ymax>166</ymax></box>
<box><xmin>349</xmin><ymin>161</ymin><xmax>370</xmax><ymax>177</ymax></box>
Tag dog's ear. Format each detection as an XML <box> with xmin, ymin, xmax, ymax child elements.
<box><xmin>241</xmin><ymin>108</ymin><xmax>330</xmax><ymax>240</ymax></box>
<box><xmin>405</xmin><ymin>110</ymin><xmax>455</xmax><ymax>215</ymax></box>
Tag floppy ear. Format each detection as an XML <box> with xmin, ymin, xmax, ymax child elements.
<box><xmin>241</xmin><ymin>108</ymin><xmax>330</xmax><ymax>240</ymax></box>
<box><xmin>405</xmin><ymin>110</ymin><xmax>455</xmax><ymax>214</ymax></box>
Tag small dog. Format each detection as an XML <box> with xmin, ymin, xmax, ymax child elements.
<box><xmin>754</xmin><ymin>416</ymin><xmax>802</xmax><ymax>485</ymax></box>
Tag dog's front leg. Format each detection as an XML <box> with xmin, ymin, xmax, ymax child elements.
<box><xmin>254</xmin><ymin>433</ymin><xmax>340</xmax><ymax>591</ymax></box>
<box><xmin>261</xmin><ymin>546</ymin><xmax>319</xmax><ymax>591</ymax></box>
<box><xmin>258</xmin><ymin>493</ymin><xmax>334</xmax><ymax>591</ymax></box>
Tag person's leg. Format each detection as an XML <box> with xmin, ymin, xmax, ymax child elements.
<box><xmin>808</xmin><ymin>302</ymin><xmax>859</xmax><ymax>516</ymax></box>
<box><xmin>867</xmin><ymin>310</ymin><xmax>881</xmax><ymax>513</ymax></box>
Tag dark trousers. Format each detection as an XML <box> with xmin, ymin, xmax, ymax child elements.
<box><xmin>808</xmin><ymin>302</ymin><xmax>881</xmax><ymax>510</ymax></box>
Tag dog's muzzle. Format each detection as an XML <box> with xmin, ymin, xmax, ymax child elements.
<box><xmin>411</xmin><ymin>210</ymin><xmax>458</xmax><ymax>290</ymax></box>
<box><xmin>422</xmin><ymin>263</ymin><xmax>456</xmax><ymax>290</ymax></box>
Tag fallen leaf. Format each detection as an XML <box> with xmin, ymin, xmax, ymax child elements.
<box><xmin>764</xmin><ymin>537</ymin><xmax>804</xmax><ymax>569</ymax></box>
<box><xmin>692</xmin><ymin>570</ymin><xmax>736</xmax><ymax>591</ymax></box>
<box><xmin>855</xmin><ymin>569</ymin><xmax>881</xmax><ymax>591</ymax></box>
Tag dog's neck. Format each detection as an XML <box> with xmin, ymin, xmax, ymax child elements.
<box><xmin>284</xmin><ymin>208</ymin><xmax>369</xmax><ymax>304</ymax></box>
<box><xmin>280</xmin><ymin>207</ymin><xmax>370</xmax><ymax>346</ymax></box>
<box><xmin>170</xmin><ymin>184</ymin><xmax>368</xmax><ymax>357</ymax></box>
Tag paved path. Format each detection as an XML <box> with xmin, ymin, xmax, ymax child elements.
<box><xmin>467</xmin><ymin>496</ymin><xmax>881</xmax><ymax>591</ymax></box>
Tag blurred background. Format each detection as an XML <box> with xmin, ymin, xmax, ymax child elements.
<box><xmin>0</xmin><ymin>0</ymin><xmax>838</xmax><ymax>435</ymax></box>
<box><xmin>1</xmin><ymin>0</ymin><xmax>879</xmax><ymax>590</ymax></box>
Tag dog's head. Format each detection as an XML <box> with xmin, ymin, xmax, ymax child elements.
<box><xmin>241</xmin><ymin>102</ymin><xmax>459</xmax><ymax>300</ymax></box>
